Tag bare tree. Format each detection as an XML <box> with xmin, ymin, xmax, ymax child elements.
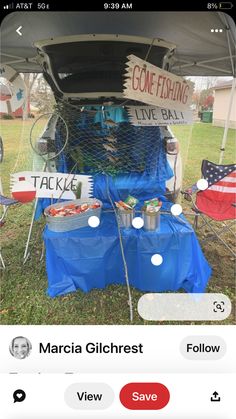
<box><xmin>205</xmin><ymin>77</ymin><xmax>218</xmax><ymax>90</ymax></box>
<box><xmin>21</xmin><ymin>73</ymin><xmax>39</xmax><ymax>120</ymax></box>
<box><xmin>31</xmin><ymin>74</ymin><xmax>55</xmax><ymax>113</ymax></box>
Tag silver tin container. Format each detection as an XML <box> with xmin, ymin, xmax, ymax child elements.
<box><xmin>142</xmin><ymin>209</ymin><xmax>160</xmax><ymax>231</ymax></box>
<box><xmin>44</xmin><ymin>198</ymin><xmax>102</xmax><ymax>232</ymax></box>
<box><xmin>118</xmin><ymin>208</ymin><xmax>134</xmax><ymax>229</ymax></box>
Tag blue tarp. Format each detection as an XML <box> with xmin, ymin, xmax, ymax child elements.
<box><xmin>92</xmin><ymin>170</ymin><xmax>173</xmax><ymax>210</ymax></box>
<box><xmin>43</xmin><ymin>203</ymin><xmax>212</xmax><ymax>298</ymax></box>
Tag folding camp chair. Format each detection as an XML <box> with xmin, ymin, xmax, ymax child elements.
<box><xmin>0</xmin><ymin>194</ymin><xmax>20</xmax><ymax>268</ymax></box>
<box><xmin>182</xmin><ymin>160</ymin><xmax>236</xmax><ymax>257</ymax></box>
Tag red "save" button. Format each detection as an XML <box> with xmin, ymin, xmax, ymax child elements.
<box><xmin>119</xmin><ymin>382</ymin><xmax>170</xmax><ymax>410</ymax></box>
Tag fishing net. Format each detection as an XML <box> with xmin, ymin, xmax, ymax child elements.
<box><xmin>54</xmin><ymin>100</ymin><xmax>165</xmax><ymax>178</ymax></box>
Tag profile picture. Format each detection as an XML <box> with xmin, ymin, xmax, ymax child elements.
<box><xmin>9</xmin><ymin>336</ymin><xmax>32</xmax><ymax>360</ymax></box>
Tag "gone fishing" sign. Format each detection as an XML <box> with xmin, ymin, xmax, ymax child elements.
<box><xmin>123</xmin><ymin>55</ymin><xmax>194</xmax><ymax>111</ymax></box>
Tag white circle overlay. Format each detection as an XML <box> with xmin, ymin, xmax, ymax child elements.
<box><xmin>88</xmin><ymin>216</ymin><xmax>100</xmax><ymax>228</ymax></box>
<box><xmin>197</xmin><ymin>178</ymin><xmax>209</xmax><ymax>190</ymax></box>
<box><xmin>170</xmin><ymin>203</ymin><xmax>183</xmax><ymax>216</ymax></box>
<box><xmin>151</xmin><ymin>254</ymin><xmax>163</xmax><ymax>266</ymax></box>
<box><xmin>132</xmin><ymin>217</ymin><xmax>144</xmax><ymax>229</ymax></box>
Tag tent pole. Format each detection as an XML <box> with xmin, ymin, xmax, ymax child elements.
<box><xmin>219</xmin><ymin>12</ymin><xmax>235</xmax><ymax>74</ymax></box>
<box><xmin>218</xmin><ymin>11</ymin><xmax>235</xmax><ymax>165</ymax></box>
<box><xmin>23</xmin><ymin>161</ymin><xmax>47</xmax><ymax>264</ymax></box>
<box><xmin>219</xmin><ymin>78</ymin><xmax>236</xmax><ymax>164</ymax></box>
<box><xmin>23</xmin><ymin>197</ymin><xmax>39</xmax><ymax>264</ymax></box>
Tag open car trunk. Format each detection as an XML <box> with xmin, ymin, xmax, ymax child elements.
<box><xmin>35</xmin><ymin>36</ymin><xmax>171</xmax><ymax>100</ymax></box>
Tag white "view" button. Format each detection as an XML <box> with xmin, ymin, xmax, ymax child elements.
<box><xmin>64</xmin><ymin>383</ymin><xmax>114</xmax><ymax>410</ymax></box>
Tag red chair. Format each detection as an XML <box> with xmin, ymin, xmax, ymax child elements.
<box><xmin>182</xmin><ymin>160</ymin><xmax>236</xmax><ymax>257</ymax></box>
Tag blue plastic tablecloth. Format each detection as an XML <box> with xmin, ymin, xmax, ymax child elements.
<box><xmin>43</xmin><ymin>209</ymin><xmax>212</xmax><ymax>298</ymax></box>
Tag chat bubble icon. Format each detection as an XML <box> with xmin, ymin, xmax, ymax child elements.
<box><xmin>13</xmin><ymin>389</ymin><xmax>26</xmax><ymax>403</ymax></box>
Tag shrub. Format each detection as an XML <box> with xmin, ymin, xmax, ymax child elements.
<box><xmin>1</xmin><ymin>113</ymin><xmax>14</xmax><ymax>120</ymax></box>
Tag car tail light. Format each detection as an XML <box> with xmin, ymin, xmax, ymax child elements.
<box><xmin>166</xmin><ymin>138</ymin><xmax>179</xmax><ymax>155</ymax></box>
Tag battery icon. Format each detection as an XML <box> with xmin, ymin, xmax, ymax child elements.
<box><xmin>219</xmin><ymin>2</ymin><xmax>233</xmax><ymax>9</ymax></box>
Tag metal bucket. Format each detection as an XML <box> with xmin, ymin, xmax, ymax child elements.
<box><xmin>44</xmin><ymin>198</ymin><xmax>102</xmax><ymax>232</ymax></box>
<box><xmin>142</xmin><ymin>210</ymin><xmax>160</xmax><ymax>231</ymax></box>
<box><xmin>118</xmin><ymin>208</ymin><xmax>134</xmax><ymax>228</ymax></box>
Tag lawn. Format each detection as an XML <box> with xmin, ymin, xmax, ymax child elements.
<box><xmin>0</xmin><ymin>119</ymin><xmax>235</xmax><ymax>325</ymax></box>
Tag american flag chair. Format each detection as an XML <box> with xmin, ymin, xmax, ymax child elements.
<box><xmin>182</xmin><ymin>160</ymin><xmax>236</xmax><ymax>257</ymax></box>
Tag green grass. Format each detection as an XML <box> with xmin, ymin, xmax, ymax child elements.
<box><xmin>0</xmin><ymin>120</ymin><xmax>235</xmax><ymax>325</ymax></box>
<box><xmin>173</xmin><ymin>123</ymin><xmax>236</xmax><ymax>189</ymax></box>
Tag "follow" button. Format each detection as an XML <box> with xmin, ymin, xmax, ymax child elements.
<box><xmin>119</xmin><ymin>382</ymin><xmax>170</xmax><ymax>410</ymax></box>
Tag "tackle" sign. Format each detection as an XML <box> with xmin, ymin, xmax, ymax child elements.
<box><xmin>10</xmin><ymin>172</ymin><xmax>93</xmax><ymax>200</ymax></box>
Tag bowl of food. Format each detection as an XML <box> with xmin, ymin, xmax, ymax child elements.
<box><xmin>44</xmin><ymin>198</ymin><xmax>102</xmax><ymax>232</ymax></box>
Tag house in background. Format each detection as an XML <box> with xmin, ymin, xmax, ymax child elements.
<box><xmin>213</xmin><ymin>80</ymin><xmax>236</xmax><ymax>129</ymax></box>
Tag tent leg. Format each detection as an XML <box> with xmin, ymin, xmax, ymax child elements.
<box><xmin>23</xmin><ymin>161</ymin><xmax>47</xmax><ymax>264</ymax></box>
<box><xmin>0</xmin><ymin>177</ymin><xmax>7</xmax><ymax>220</ymax></box>
<box><xmin>40</xmin><ymin>241</ymin><xmax>45</xmax><ymax>262</ymax></box>
<box><xmin>0</xmin><ymin>251</ymin><xmax>5</xmax><ymax>269</ymax></box>
<box><xmin>194</xmin><ymin>213</ymin><xmax>199</xmax><ymax>229</ymax></box>
<box><xmin>219</xmin><ymin>78</ymin><xmax>236</xmax><ymax>164</ymax></box>
<box><xmin>23</xmin><ymin>197</ymin><xmax>38</xmax><ymax>264</ymax></box>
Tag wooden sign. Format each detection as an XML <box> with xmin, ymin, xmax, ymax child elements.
<box><xmin>127</xmin><ymin>106</ymin><xmax>193</xmax><ymax>126</ymax></box>
<box><xmin>11</xmin><ymin>172</ymin><xmax>94</xmax><ymax>200</ymax></box>
<box><xmin>123</xmin><ymin>55</ymin><xmax>194</xmax><ymax>111</ymax></box>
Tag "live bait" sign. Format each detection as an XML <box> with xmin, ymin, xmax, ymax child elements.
<box><xmin>123</xmin><ymin>55</ymin><xmax>194</xmax><ymax>111</ymax></box>
<box><xmin>127</xmin><ymin>106</ymin><xmax>193</xmax><ymax>126</ymax></box>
